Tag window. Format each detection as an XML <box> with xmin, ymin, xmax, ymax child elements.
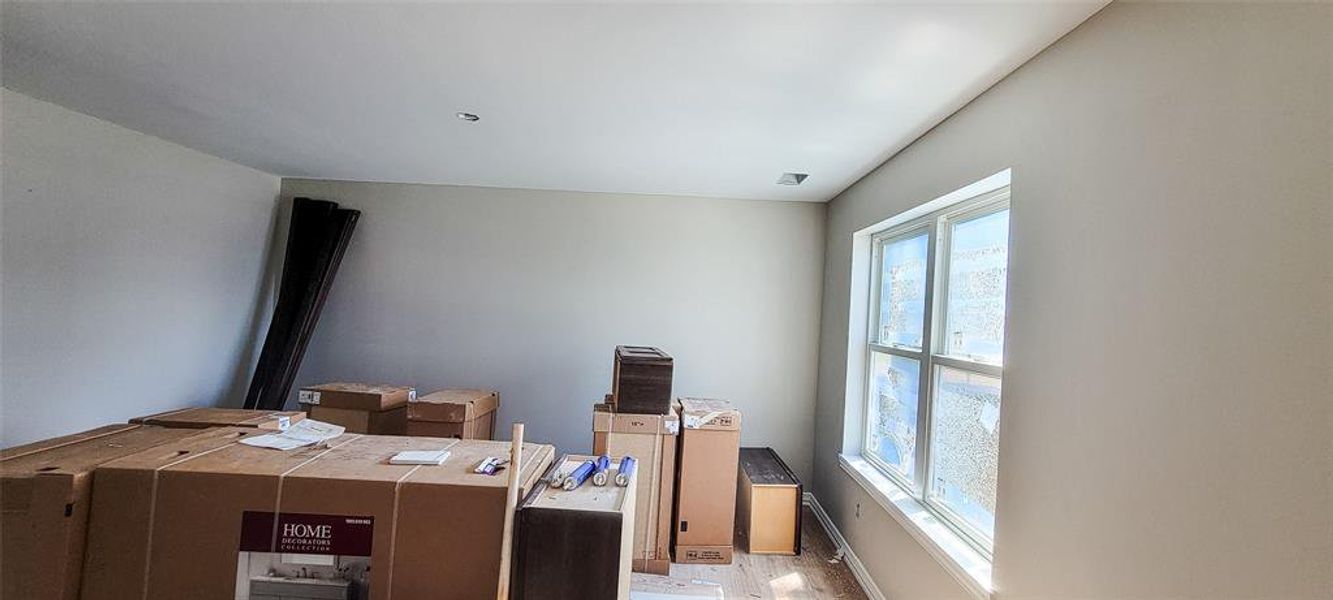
<box><xmin>864</xmin><ymin>187</ymin><xmax>1009</xmax><ymax>554</ymax></box>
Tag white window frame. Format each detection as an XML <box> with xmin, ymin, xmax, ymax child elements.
<box><xmin>862</xmin><ymin>186</ymin><xmax>1009</xmax><ymax>557</ymax></box>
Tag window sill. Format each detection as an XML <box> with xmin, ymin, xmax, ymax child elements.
<box><xmin>838</xmin><ymin>453</ymin><xmax>993</xmax><ymax>600</ymax></box>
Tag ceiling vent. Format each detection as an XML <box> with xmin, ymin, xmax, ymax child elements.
<box><xmin>776</xmin><ymin>172</ymin><xmax>809</xmax><ymax>186</ymax></box>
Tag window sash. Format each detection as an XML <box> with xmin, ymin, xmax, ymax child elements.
<box><xmin>862</xmin><ymin>187</ymin><xmax>1009</xmax><ymax>557</ymax></box>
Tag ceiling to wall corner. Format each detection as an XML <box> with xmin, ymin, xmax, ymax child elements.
<box><xmin>2</xmin><ymin>2</ymin><xmax>1105</xmax><ymax>202</ymax></box>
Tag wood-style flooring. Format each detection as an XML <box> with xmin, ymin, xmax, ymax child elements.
<box><xmin>630</xmin><ymin>506</ymin><xmax>869</xmax><ymax>599</ymax></box>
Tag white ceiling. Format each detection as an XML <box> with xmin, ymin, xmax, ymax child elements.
<box><xmin>2</xmin><ymin>2</ymin><xmax>1105</xmax><ymax>202</ymax></box>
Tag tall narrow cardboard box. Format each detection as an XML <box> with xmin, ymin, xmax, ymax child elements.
<box><xmin>673</xmin><ymin>398</ymin><xmax>742</xmax><ymax>564</ymax></box>
<box><xmin>592</xmin><ymin>404</ymin><xmax>678</xmax><ymax>575</ymax></box>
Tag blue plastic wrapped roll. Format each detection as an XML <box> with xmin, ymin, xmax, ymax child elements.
<box><xmin>562</xmin><ymin>459</ymin><xmax>597</xmax><ymax>491</ymax></box>
<box><xmin>615</xmin><ymin>455</ymin><xmax>637</xmax><ymax>487</ymax></box>
<box><xmin>591</xmin><ymin>455</ymin><xmax>612</xmax><ymax>486</ymax></box>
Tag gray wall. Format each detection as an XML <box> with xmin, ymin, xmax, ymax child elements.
<box><xmin>281</xmin><ymin>179</ymin><xmax>826</xmax><ymax>481</ymax></box>
<box><xmin>1</xmin><ymin>89</ymin><xmax>281</xmax><ymax>446</ymax></box>
<box><xmin>814</xmin><ymin>3</ymin><xmax>1332</xmax><ymax>599</ymax></box>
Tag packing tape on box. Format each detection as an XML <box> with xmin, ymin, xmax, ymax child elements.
<box><xmin>140</xmin><ymin>433</ymin><xmax>275</xmax><ymax>600</ymax></box>
<box><xmin>267</xmin><ymin>435</ymin><xmax>366</xmax><ymax>558</ymax></box>
<box><xmin>137</xmin><ymin>433</ymin><xmax>364</xmax><ymax>600</ymax></box>
<box><xmin>383</xmin><ymin>463</ymin><xmax>424</xmax><ymax>596</ymax></box>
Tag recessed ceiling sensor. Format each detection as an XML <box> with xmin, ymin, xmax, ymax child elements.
<box><xmin>777</xmin><ymin>172</ymin><xmax>809</xmax><ymax>186</ymax></box>
<box><xmin>456</xmin><ymin>112</ymin><xmax>480</xmax><ymax>122</ymax></box>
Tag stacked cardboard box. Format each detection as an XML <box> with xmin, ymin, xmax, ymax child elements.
<box><xmin>407</xmin><ymin>389</ymin><xmax>500</xmax><ymax>439</ymax></box>
<box><xmin>592</xmin><ymin>403</ymin><xmax>678</xmax><ymax>575</ymax></box>
<box><xmin>81</xmin><ymin>430</ymin><xmax>554</xmax><ymax>600</ymax></box>
<box><xmin>673</xmin><ymin>397</ymin><xmax>742</xmax><ymax>564</ymax></box>
<box><xmin>129</xmin><ymin>407</ymin><xmax>305</xmax><ymax>431</ymax></box>
<box><xmin>298</xmin><ymin>382</ymin><xmax>414</xmax><ymax>434</ymax></box>
<box><xmin>0</xmin><ymin>425</ymin><xmax>264</xmax><ymax>600</ymax></box>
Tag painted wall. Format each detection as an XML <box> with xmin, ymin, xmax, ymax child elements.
<box><xmin>281</xmin><ymin>179</ymin><xmax>826</xmax><ymax>481</ymax></box>
<box><xmin>813</xmin><ymin>3</ymin><xmax>1332</xmax><ymax>599</ymax></box>
<box><xmin>1</xmin><ymin>89</ymin><xmax>281</xmax><ymax>446</ymax></box>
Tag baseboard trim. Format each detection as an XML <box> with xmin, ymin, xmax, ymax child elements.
<box><xmin>804</xmin><ymin>492</ymin><xmax>888</xmax><ymax>600</ymax></box>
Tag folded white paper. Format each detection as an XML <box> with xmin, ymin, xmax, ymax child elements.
<box><xmin>389</xmin><ymin>449</ymin><xmax>451</xmax><ymax>465</ymax></box>
<box><xmin>240</xmin><ymin>419</ymin><xmax>346</xmax><ymax>451</ymax></box>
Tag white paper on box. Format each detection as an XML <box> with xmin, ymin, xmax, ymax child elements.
<box><xmin>389</xmin><ymin>449</ymin><xmax>452</xmax><ymax>465</ymax></box>
<box><xmin>298</xmin><ymin>389</ymin><xmax>322</xmax><ymax>405</ymax></box>
<box><xmin>240</xmin><ymin>419</ymin><xmax>345</xmax><ymax>451</ymax></box>
<box><xmin>682</xmin><ymin>412</ymin><xmax>722</xmax><ymax>430</ymax></box>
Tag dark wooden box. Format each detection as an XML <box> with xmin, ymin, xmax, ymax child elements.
<box><xmin>736</xmin><ymin>447</ymin><xmax>803</xmax><ymax>555</ymax></box>
<box><xmin>611</xmin><ymin>345</ymin><xmax>673</xmax><ymax>415</ymax></box>
<box><xmin>513</xmin><ymin>455</ymin><xmax>636</xmax><ymax>600</ymax></box>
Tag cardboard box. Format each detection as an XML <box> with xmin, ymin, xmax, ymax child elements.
<box><xmin>736</xmin><ymin>447</ymin><xmax>802</xmax><ymax>555</ymax></box>
<box><xmin>592</xmin><ymin>404</ymin><xmax>679</xmax><ymax>575</ymax></box>
<box><xmin>673</xmin><ymin>398</ymin><xmax>741</xmax><ymax>564</ymax></box>
<box><xmin>1</xmin><ymin>425</ymin><xmax>255</xmax><ymax>600</ymax></box>
<box><xmin>80</xmin><ymin>431</ymin><xmax>554</xmax><ymax>600</ymax></box>
<box><xmin>297</xmin><ymin>382</ymin><xmax>415</xmax><ymax>411</ymax></box>
<box><xmin>514</xmin><ymin>455</ymin><xmax>636</xmax><ymax>600</ymax></box>
<box><xmin>129</xmin><ymin>407</ymin><xmax>305</xmax><ymax>431</ymax></box>
<box><xmin>304</xmin><ymin>404</ymin><xmax>408</xmax><ymax>435</ymax></box>
<box><xmin>407</xmin><ymin>389</ymin><xmax>499</xmax><ymax>440</ymax></box>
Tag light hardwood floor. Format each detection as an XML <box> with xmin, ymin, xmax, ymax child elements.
<box><xmin>630</xmin><ymin>506</ymin><xmax>869</xmax><ymax>599</ymax></box>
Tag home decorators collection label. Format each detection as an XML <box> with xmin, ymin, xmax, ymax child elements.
<box><xmin>236</xmin><ymin>512</ymin><xmax>374</xmax><ymax>600</ymax></box>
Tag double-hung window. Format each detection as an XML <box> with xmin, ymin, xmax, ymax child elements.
<box><xmin>864</xmin><ymin>187</ymin><xmax>1009</xmax><ymax>555</ymax></box>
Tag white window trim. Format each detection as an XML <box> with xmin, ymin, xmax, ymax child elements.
<box><xmin>839</xmin><ymin>453</ymin><xmax>994</xmax><ymax>600</ymax></box>
<box><xmin>840</xmin><ymin>169</ymin><xmax>1010</xmax><ymax>600</ymax></box>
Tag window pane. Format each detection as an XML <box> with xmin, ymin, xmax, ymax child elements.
<box><xmin>866</xmin><ymin>352</ymin><xmax>920</xmax><ymax>480</ymax></box>
<box><xmin>944</xmin><ymin>209</ymin><xmax>1009</xmax><ymax>364</ymax></box>
<box><xmin>878</xmin><ymin>233</ymin><xmax>929</xmax><ymax>348</ymax></box>
<box><xmin>928</xmin><ymin>366</ymin><xmax>1002</xmax><ymax>540</ymax></box>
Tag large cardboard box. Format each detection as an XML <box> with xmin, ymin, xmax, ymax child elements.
<box><xmin>592</xmin><ymin>404</ymin><xmax>678</xmax><ymax>575</ymax></box>
<box><xmin>304</xmin><ymin>404</ymin><xmax>408</xmax><ymax>435</ymax></box>
<box><xmin>1</xmin><ymin>425</ymin><xmax>251</xmax><ymax>600</ymax></box>
<box><xmin>297</xmin><ymin>382</ymin><xmax>415</xmax><ymax>411</ymax></box>
<box><xmin>130</xmin><ymin>407</ymin><xmax>304</xmax><ymax>431</ymax></box>
<box><xmin>673</xmin><ymin>398</ymin><xmax>741</xmax><ymax>565</ymax></box>
<box><xmin>736</xmin><ymin>447</ymin><xmax>802</xmax><ymax>556</ymax></box>
<box><xmin>80</xmin><ymin>431</ymin><xmax>554</xmax><ymax>600</ymax></box>
<box><xmin>407</xmin><ymin>389</ymin><xmax>499</xmax><ymax>440</ymax></box>
<box><xmin>514</xmin><ymin>454</ymin><xmax>636</xmax><ymax>600</ymax></box>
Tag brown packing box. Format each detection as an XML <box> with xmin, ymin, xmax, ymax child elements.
<box><xmin>592</xmin><ymin>404</ymin><xmax>679</xmax><ymax>575</ymax></box>
<box><xmin>736</xmin><ymin>447</ymin><xmax>802</xmax><ymax>556</ymax></box>
<box><xmin>297</xmin><ymin>382</ymin><xmax>415</xmax><ymax>411</ymax></box>
<box><xmin>129</xmin><ymin>407</ymin><xmax>305</xmax><ymax>431</ymax></box>
<box><xmin>304</xmin><ymin>404</ymin><xmax>408</xmax><ymax>435</ymax></box>
<box><xmin>81</xmin><ymin>431</ymin><xmax>554</xmax><ymax>600</ymax></box>
<box><xmin>1</xmin><ymin>425</ymin><xmax>254</xmax><ymax>600</ymax></box>
<box><xmin>406</xmin><ymin>389</ymin><xmax>500</xmax><ymax>440</ymax></box>
<box><xmin>673</xmin><ymin>398</ymin><xmax>742</xmax><ymax>565</ymax></box>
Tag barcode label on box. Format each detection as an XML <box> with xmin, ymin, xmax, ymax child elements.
<box><xmin>299</xmin><ymin>390</ymin><xmax>321</xmax><ymax>405</ymax></box>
